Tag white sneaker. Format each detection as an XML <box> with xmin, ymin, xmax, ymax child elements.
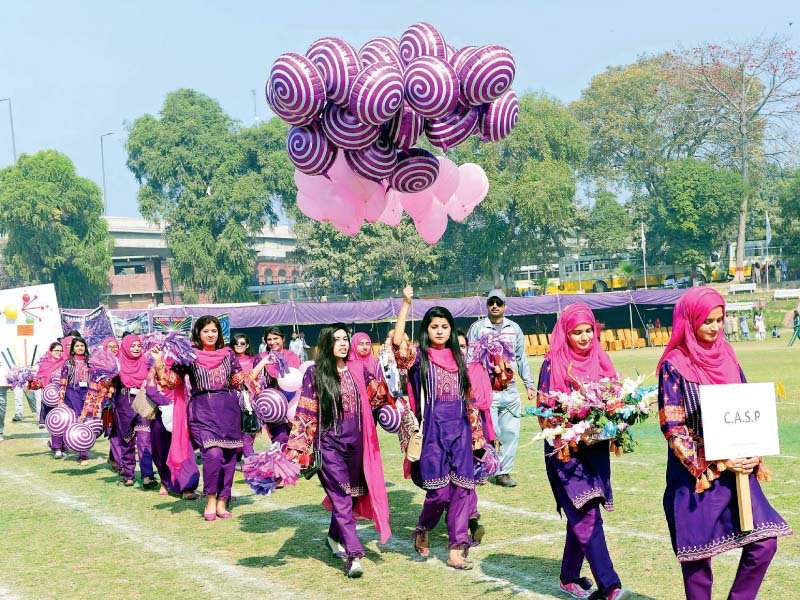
<box><xmin>327</xmin><ymin>536</ymin><xmax>345</xmax><ymax>558</ymax></box>
<box><xmin>54</xmin><ymin>450</ymin><xmax>64</xmax><ymax>459</ymax></box>
<box><xmin>345</xmin><ymin>558</ymin><xmax>363</xmax><ymax>578</ymax></box>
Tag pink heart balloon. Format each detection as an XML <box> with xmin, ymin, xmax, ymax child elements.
<box><xmin>453</xmin><ymin>162</ymin><xmax>489</xmax><ymax>209</ymax></box>
<box><xmin>413</xmin><ymin>199</ymin><xmax>448</xmax><ymax>244</ymax></box>
<box><xmin>428</xmin><ymin>156</ymin><xmax>460</xmax><ymax>204</ymax></box>
<box><xmin>364</xmin><ymin>183</ymin><xmax>388</xmax><ymax>223</ymax></box>
<box><xmin>379</xmin><ymin>190</ymin><xmax>404</xmax><ymax>226</ymax></box>
<box><xmin>296</xmin><ymin>190</ymin><xmax>329</xmax><ymax>221</ymax></box>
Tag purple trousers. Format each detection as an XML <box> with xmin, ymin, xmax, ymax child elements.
<box><xmin>109</xmin><ymin>430</ymin><xmax>154</xmax><ymax>479</ymax></box>
<box><xmin>418</xmin><ymin>483</ymin><xmax>473</xmax><ymax>548</ymax></box>
<box><xmin>321</xmin><ymin>476</ymin><xmax>364</xmax><ymax>559</ymax></box>
<box><xmin>556</xmin><ymin>486</ymin><xmax>621</xmax><ymax>594</ymax></box>
<box><xmin>200</xmin><ymin>446</ymin><xmax>237</xmax><ymax>498</ymax></box>
<box><xmin>681</xmin><ymin>537</ymin><xmax>777</xmax><ymax>600</ymax></box>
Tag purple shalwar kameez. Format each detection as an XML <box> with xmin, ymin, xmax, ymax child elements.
<box><xmin>286</xmin><ymin>365</ymin><xmax>389</xmax><ymax>559</ymax></box>
<box><xmin>145</xmin><ymin>370</ymin><xmax>199</xmax><ymax>493</ymax></box>
<box><xmin>538</xmin><ymin>358</ymin><xmax>621</xmax><ymax>594</ymax></box>
<box><xmin>57</xmin><ymin>360</ymin><xmax>90</xmax><ymax>460</ymax></box>
<box><xmin>109</xmin><ymin>384</ymin><xmax>154</xmax><ymax>481</ymax></box>
<box><xmin>397</xmin><ymin>347</ymin><xmax>485</xmax><ymax>550</ymax></box>
<box><xmin>659</xmin><ymin>361</ymin><xmax>791</xmax><ymax>600</ymax></box>
<box><xmin>177</xmin><ymin>351</ymin><xmax>243</xmax><ymax>499</ymax></box>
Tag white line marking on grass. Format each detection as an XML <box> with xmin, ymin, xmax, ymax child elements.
<box><xmin>0</xmin><ymin>585</ymin><xmax>19</xmax><ymax>599</ymax></box>
<box><xmin>476</xmin><ymin>533</ymin><xmax>563</xmax><ymax>552</ymax></box>
<box><xmin>0</xmin><ymin>469</ymin><xmax>301</xmax><ymax>600</ymax></box>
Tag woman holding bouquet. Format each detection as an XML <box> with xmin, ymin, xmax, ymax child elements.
<box><xmin>658</xmin><ymin>287</ymin><xmax>791</xmax><ymax>600</ymax></box>
<box><xmin>284</xmin><ymin>324</ymin><xmax>390</xmax><ymax>578</ymax></box>
<box><xmin>57</xmin><ymin>337</ymin><xmax>92</xmax><ymax>464</ymax></box>
<box><xmin>537</xmin><ymin>303</ymin><xmax>630</xmax><ymax>600</ymax></box>
<box><xmin>392</xmin><ymin>285</ymin><xmax>485</xmax><ymax>571</ymax></box>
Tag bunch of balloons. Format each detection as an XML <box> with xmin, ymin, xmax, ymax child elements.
<box><xmin>266</xmin><ymin>22</ymin><xmax>518</xmax><ymax>244</ymax></box>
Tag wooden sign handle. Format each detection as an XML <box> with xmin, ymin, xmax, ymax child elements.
<box><xmin>736</xmin><ymin>471</ymin><xmax>754</xmax><ymax>532</ymax></box>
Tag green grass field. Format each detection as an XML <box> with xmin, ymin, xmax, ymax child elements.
<box><xmin>1</xmin><ymin>338</ymin><xmax>798</xmax><ymax>600</ymax></box>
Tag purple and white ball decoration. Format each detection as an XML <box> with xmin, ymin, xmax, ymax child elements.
<box><xmin>376</xmin><ymin>405</ymin><xmax>401</xmax><ymax>433</ymax></box>
<box><xmin>269</xmin><ymin>53</ymin><xmax>327</xmax><ymax>123</ymax></box>
<box><xmin>425</xmin><ymin>106</ymin><xmax>480</xmax><ymax>152</ymax></box>
<box><xmin>389</xmin><ymin>148</ymin><xmax>440</xmax><ymax>193</ymax></box>
<box><xmin>45</xmin><ymin>404</ymin><xmax>76</xmax><ymax>436</ymax></box>
<box><xmin>403</xmin><ymin>56</ymin><xmax>460</xmax><ymax>119</ymax></box>
<box><xmin>345</xmin><ymin>136</ymin><xmax>397</xmax><ymax>182</ymax></box>
<box><xmin>253</xmin><ymin>389</ymin><xmax>288</xmax><ymax>425</ymax></box>
<box><xmin>306</xmin><ymin>37</ymin><xmax>362</xmax><ymax>107</ymax></box>
<box><xmin>322</xmin><ymin>103</ymin><xmax>380</xmax><ymax>150</ymax></box>
<box><xmin>42</xmin><ymin>383</ymin><xmax>61</xmax><ymax>408</ymax></box>
<box><xmin>65</xmin><ymin>422</ymin><xmax>95</xmax><ymax>453</ymax></box>
<box><xmin>480</xmin><ymin>89</ymin><xmax>519</xmax><ymax>142</ymax></box>
<box><xmin>359</xmin><ymin>37</ymin><xmax>402</xmax><ymax>70</ymax></box>
<box><xmin>349</xmin><ymin>63</ymin><xmax>404</xmax><ymax>126</ymax></box>
<box><xmin>287</xmin><ymin>121</ymin><xmax>337</xmax><ymax>175</ymax></box>
<box><xmin>457</xmin><ymin>45</ymin><xmax>516</xmax><ymax>106</ymax></box>
<box><xmin>399</xmin><ymin>22</ymin><xmax>448</xmax><ymax>64</ymax></box>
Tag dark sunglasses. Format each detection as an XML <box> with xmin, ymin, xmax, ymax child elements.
<box><xmin>234</xmin><ymin>341</ymin><xmax>248</xmax><ymax>346</ymax></box>
<box><xmin>487</xmin><ymin>299</ymin><xmax>505</xmax><ymax>307</ymax></box>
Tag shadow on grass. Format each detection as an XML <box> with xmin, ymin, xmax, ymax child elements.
<box><xmin>481</xmin><ymin>552</ymin><xmax>660</xmax><ymax>599</ymax></box>
<box><xmin>237</xmin><ymin>489</ymin><xmax>417</xmax><ymax>571</ymax></box>
<box><xmin>3</xmin><ymin>432</ymin><xmax>51</xmax><ymax>440</ymax></box>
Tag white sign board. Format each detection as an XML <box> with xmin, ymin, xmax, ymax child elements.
<box><xmin>0</xmin><ymin>284</ymin><xmax>62</xmax><ymax>386</ymax></box>
<box><xmin>699</xmin><ymin>383</ymin><xmax>780</xmax><ymax>460</ymax></box>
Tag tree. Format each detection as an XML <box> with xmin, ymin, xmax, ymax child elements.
<box><xmin>778</xmin><ymin>168</ymin><xmax>800</xmax><ymax>252</ymax></box>
<box><xmin>650</xmin><ymin>159</ymin><xmax>744</xmax><ymax>269</ymax></box>
<box><xmin>584</xmin><ymin>190</ymin><xmax>632</xmax><ymax>254</ymax></box>
<box><xmin>571</xmin><ymin>56</ymin><xmax>725</xmax><ymax>199</ymax></box>
<box><xmin>447</xmin><ymin>93</ymin><xmax>587</xmax><ymax>285</ymax></box>
<box><xmin>293</xmin><ymin>217</ymin><xmax>440</xmax><ymax>300</ymax></box>
<box><xmin>126</xmin><ymin>89</ymin><xmax>294</xmax><ymax>302</ymax></box>
<box><xmin>0</xmin><ymin>150</ymin><xmax>112</xmax><ymax>307</ymax></box>
<box><xmin>667</xmin><ymin>36</ymin><xmax>800</xmax><ymax>280</ymax></box>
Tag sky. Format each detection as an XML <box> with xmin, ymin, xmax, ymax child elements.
<box><xmin>1</xmin><ymin>0</ymin><xmax>798</xmax><ymax>217</ymax></box>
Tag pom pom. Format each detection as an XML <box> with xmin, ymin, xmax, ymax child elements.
<box><xmin>242</xmin><ymin>443</ymin><xmax>301</xmax><ymax>495</ymax></box>
<box><xmin>7</xmin><ymin>366</ymin><xmax>35</xmax><ymax>388</ymax></box>
<box><xmin>474</xmin><ymin>443</ymin><xmax>500</xmax><ymax>480</ymax></box>
<box><xmin>89</xmin><ymin>349</ymin><xmax>120</xmax><ymax>383</ymax></box>
<box><xmin>471</xmin><ymin>331</ymin><xmax>515</xmax><ymax>372</ymax></box>
<box><xmin>142</xmin><ymin>331</ymin><xmax>197</xmax><ymax>366</ymax></box>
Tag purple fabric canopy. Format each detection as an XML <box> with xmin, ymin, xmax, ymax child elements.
<box><xmin>68</xmin><ymin>289</ymin><xmax>684</xmax><ymax>328</ymax></box>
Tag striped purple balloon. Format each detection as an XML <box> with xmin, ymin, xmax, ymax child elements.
<box><xmin>269</xmin><ymin>52</ymin><xmax>326</xmax><ymax>122</ymax></box>
<box><xmin>322</xmin><ymin>103</ymin><xmax>380</xmax><ymax>150</ymax></box>
<box><xmin>42</xmin><ymin>382</ymin><xmax>60</xmax><ymax>407</ymax></box>
<box><xmin>307</xmin><ymin>37</ymin><xmax>362</xmax><ymax>106</ymax></box>
<box><xmin>65</xmin><ymin>422</ymin><xmax>95</xmax><ymax>452</ymax></box>
<box><xmin>83</xmin><ymin>416</ymin><xmax>104</xmax><ymax>438</ymax></box>
<box><xmin>265</xmin><ymin>82</ymin><xmax>316</xmax><ymax>126</ymax></box>
<box><xmin>384</xmin><ymin>101</ymin><xmax>424</xmax><ymax>150</ymax></box>
<box><xmin>389</xmin><ymin>148</ymin><xmax>440</xmax><ymax>193</ymax></box>
<box><xmin>349</xmin><ymin>63</ymin><xmax>404</xmax><ymax>126</ymax></box>
<box><xmin>377</xmin><ymin>405</ymin><xmax>402</xmax><ymax>433</ymax></box>
<box><xmin>425</xmin><ymin>106</ymin><xmax>480</xmax><ymax>151</ymax></box>
<box><xmin>253</xmin><ymin>389</ymin><xmax>288</xmax><ymax>424</ymax></box>
<box><xmin>45</xmin><ymin>404</ymin><xmax>76</xmax><ymax>436</ymax></box>
<box><xmin>480</xmin><ymin>90</ymin><xmax>519</xmax><ymax>142</ymax></box>
<box><xmin>359</xmin><ymin>37</ymin><xmax>402</xmax><ymax>70</ymax></box>
<box><xmin>287</xmin><ymin>121</ymin><xmax>337</xmax><ymax>175</ymax></box>
<box><xmin>449</xmin><ymin>46</ymin><xmax>477</xmax><ymax>75</ymax></box>
<box><xmin>399</xmin><ymin>22</ymin><xmax>447</xmax><ymax>65</ymax></box>
<box><xmin>345</xmin><ymin>136</ymin><xmax>397</xmax><ymax>182</ymax></box>
<box><xmin>403</xmin><ymin>56</ymin><xmax>460</xmax><ymax>119</ymax></box>
<box><xmin>458</xmin><ymin>45</ymin><xmax>516</xmax><ymax>106</ymax></box>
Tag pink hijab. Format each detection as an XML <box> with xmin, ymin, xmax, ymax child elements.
<box><xmin>546</xmin><ymin>302</ymin><xmax>616</xmax><ymax>392</ymax></box>
<box><xmin>102</xmin><ymin>337</ymin><xmax>119</xmax><ymax>353</ymax></box>
<box><xmin>36</xmin><ymin>342</ymin><xmax>66</xmax><ymax>382</ymax></box>
<box><xmin>658</xmin><ymin>287</ymin><xmax>741</xmax><ymax>384</ymax></box>
<box><xmin>346</xmin><ymin>332</ymin><xmax>378</xmax><ymax>375</ymax></box>
<box><xmin>119</xmin><ymin>335</ymin><xmax>149</xmax><ymax>388</ymax></box>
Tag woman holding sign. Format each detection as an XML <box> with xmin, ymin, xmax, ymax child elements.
<box><xmin>657</xmin><ymin>287</ymin><xmax>791</xmax><ymax>600</ymax></box>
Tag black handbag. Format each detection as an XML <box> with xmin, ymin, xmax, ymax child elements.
<box><xmin>240</xmin><ymin>390</ymin><xmax>261</xmax><ymax>434</ymax></box>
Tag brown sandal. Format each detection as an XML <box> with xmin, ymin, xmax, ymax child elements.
<box><xmin>413</xmin><ymin>528</ymin><xmax>430</xmax><ymax>558</ymax></box>
<box><xmin>446</xmin><ymin>558</ymin><xmax>474</xmax><ymax>570</ymax></box>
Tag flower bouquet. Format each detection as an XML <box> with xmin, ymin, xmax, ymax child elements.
<box><xmin>532</xmin><ymin>375</ymin><xmax>657</xmax><ymax>461</ymax></box>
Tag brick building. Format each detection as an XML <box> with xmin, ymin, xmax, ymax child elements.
<box><xmin>105</xmin><ymin>216</ymin><xmax>297</xmax><ymax>309</ymax></box>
